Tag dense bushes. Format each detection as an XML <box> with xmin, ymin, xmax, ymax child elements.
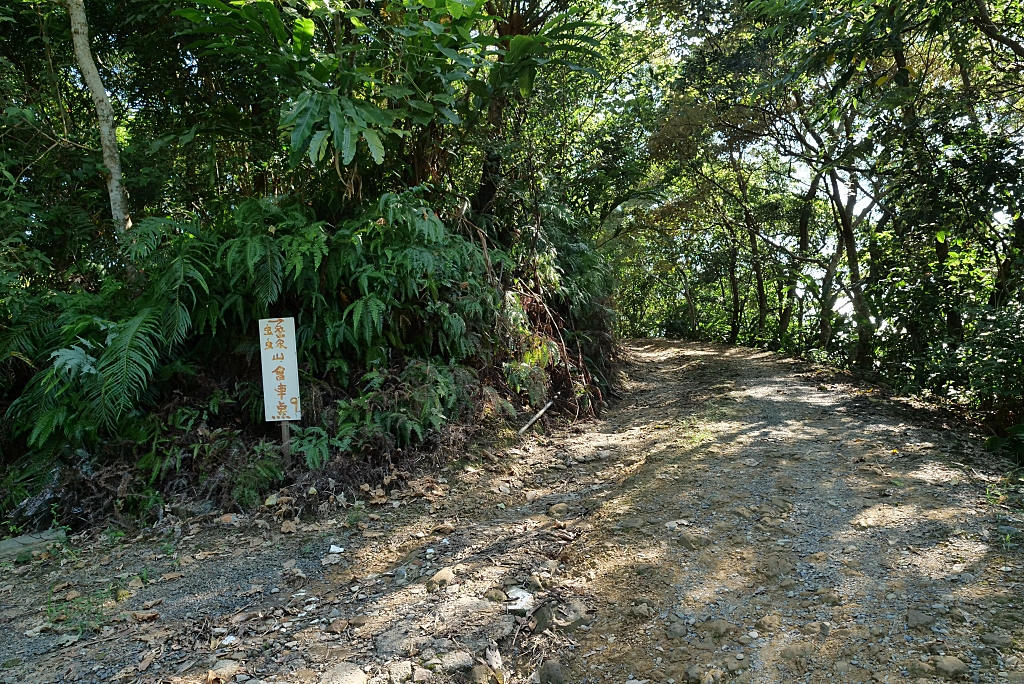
<box><xmin>0</xmin><ymin>0</ymin><xmax>628</xmax><ymax>527</ymax></box>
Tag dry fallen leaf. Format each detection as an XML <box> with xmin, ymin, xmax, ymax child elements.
<box><xmin>160</xmin><ymin>572</ymin><xmax>184</xmax><ymax>582</ymax></box>
<box><xmin>64</xmin><ymin>590</ymin><xmax>81</xmax><ymax>601</ymax></box>
<box><xmin>132</xmin><ymin>610</ymin><xmax>160</xmax><ymax>622</ymax></box>
<box><xmin>281</xmin><ymin>520</ymin><xmax>298</xmax><ymax>534</ymax></box>
<box><xmin>127</xmin><ymin>577</ymin><xmax>145</xmax><ymax>590</ymax></box>
<box><xmin>143</xmin><ymin>598</ymin><xmax>163</xmax><ymax>609</ymax></box>
<box><xmin>138</xmin><ymin>655</ymin><xmax>154</xmax><ymax>672</ymax></box>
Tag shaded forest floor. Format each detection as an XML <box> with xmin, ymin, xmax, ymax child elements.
<box><xmin>2</xmin><ymin>341</ymin><xmax>1023</xmax><ymax>684</ymax></box>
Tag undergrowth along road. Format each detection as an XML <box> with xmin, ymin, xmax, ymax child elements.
<box><xmin>2</xmin><ymin>341</ymin><xmax>1022</xmax><ymax>684</ymax></box>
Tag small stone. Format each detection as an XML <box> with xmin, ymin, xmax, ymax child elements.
<box><xmin>729</xmin><ymin>507</ymin><xmax>753</xmax><ymax>520</ymax></box>
<box><xmin>538</xmin><ymin>659</ymin><xmax>564</xmax><ymax>684</ymax></box>
<box><xmin>506</xmin><ymin>587</ymin><xmax>535</xmax><ymax>615</ymax></box>
<box><xmin>440</xmin><ymin>651</ymin><xmax>474</xmax><ymax>672</ymax></box>
<box><xmin>467</xmin><ymin>665</ymin><xmax>491</xmax><ymax>684</ymax></box>
<box><xmin>781</xmin><ymin>642</ymin><xmax>815</xmax><ymax>660</ymax></box>
<box><xmin>819</xmin><ymin>592</ymin><xmax>841</xmax><ymax>606</ymax></box>
<box><xmin>427</xmin><ymin>567</ymin><xmax>455</xmax><ymax>592</ymax></box>
<box><xmin>326</xmin><ymin>618</ymin><xmax>349</xmax><ymax>634</ymax></box>
<box><xmin>907</xmin><ymin>610</ymin><xmax>936</xmax><ymax>629</ymax></box>
<box><xmin>484</xmin><ymin>588</ymin><xmax>507</xmax><ymax>602</ymax></box>
<box><xmin>548</xmin><ymin>503</ymin><xmax>570</xmax><ymax>518</ymax></box>
<box><xmin>666</xmin><ymin>623</ymin><xmax>688</xmax><ymax>639</ymax></box>
<box><xmin>212</xmin><ymin>660</ymin><xmax>240</xmax><ymax>678</ymax></box>
<box><xmin>801</xmin><ymin>622</ymin><xmax>822</xmax><ymax>635</ymax></box>
<box><xmin>388</xmin><ymin>662</ymin><xmax>414</xmax><ymax>683</ymax></box>
<box><xmin>704</xmin><ymin>619</ymin><xmax>733</xmax><ymax>638</ymax></box>
<box><xmin>909</xmin><ymin>660</ymin><xmax>936</xmax><ymax>677</ymax></box>
<box><xmin>678</xmin><ymin>533</ymin><xmax>710</xmax><ymax>551</ymax></box>
<box><xmin>980</xmin><ymin>633</ymin><xmax>1012</xmax><ymax>647</ymax></box>
<box><xmin>412</xmin><ymin>667</ymin><xmax>432</xmax><ymax>683</ymax></box>
<box><xmin>932</xmin><ymin>655</ymin><xmax>968</xmax><ymax>678</ymax></box>
<box><xmin>532</xmin><ymin>604</ymin><xmax>554</xmax><ymax>633</ymax></box>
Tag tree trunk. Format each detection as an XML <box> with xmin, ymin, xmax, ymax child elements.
<box><xmin>679</xmin><ymin>264</ymin><xmax>698</xmax><ymax>339</ymax></box>
<box><xmin>991</xmin><ymin>215</ymin><xmax>1024</xmax><ymax>307</ymax></box>
<box><xmin>472</xmin><ymin>96</ymin><xmax>505</xmax><ymax>213</ymax></box>
<box><xmin>778</xmin><ymin>174</ymin><xmax>820</xmax><ymax>347</ymax></box>
<box><xmin>727</xmin><ymin>234</ymin><xmax>741</xmax><ymax>345</ymax></box>
<box><xmin>66</xmin><ymin>0</ymin><xmax>130</xmax><ymax>234</ymax></box>
<box><xmin>732</xmin><ymin>155</ymin><xmax>767</xmax><ymax>340</ymax></box>
<box><xmin>828</xmin><ymin>171</ymin><xmax>873</xmax><ymax>368</ymax></box>
<box><xmin>818</xmin><ymin>232</ymin><xmax>845</xmax><ymax>349</ymax></box>
<box><xmin>747</xmin><ymin>223</ymin><xmax>768</xmax><ymax>339</ymax></box>
<box><xmin>934</xmin><ymin>235</ymin><xmax>964</xmax><ymax>347</ymax></box>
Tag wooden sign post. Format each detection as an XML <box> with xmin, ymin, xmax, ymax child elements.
<box><xmin>259</xmin><ymin>317</ymin><xmax>301</xmax><ymax>463</ymax></box>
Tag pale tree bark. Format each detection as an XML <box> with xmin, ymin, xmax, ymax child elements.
<box><xmin>65</xmin><ymin>0</ymin><xmax>130</xmax><ymax>234</ymax></box>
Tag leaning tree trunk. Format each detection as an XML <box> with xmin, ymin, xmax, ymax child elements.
<box><xmin>66</xmin><ymin>0</ymin><xmax>130</xmax><ymax>234</ymax></box>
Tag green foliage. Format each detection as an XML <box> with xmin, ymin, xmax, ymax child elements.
<box><xmin>602</xmin><ymin>0</ymin><xmax>1024</xmax><ymax>438</ymax></box>
<box><xmin>0</xmin><ymin>0</ymin><xmax>642</xmax><ymax>525</ymax></box>
<box><xmin>986</xmin><ymin>424</ymin><xmax>1024</xmax><ymax>461</ymax></box>
<box><xmin>230</xmin><ymin>442</ymin><xmax>284</xmax><ymax>510</ymax></box>
<box><xmin>291</xmin><ymin>426</ymin><xmax>336</xmax><ymax>470</ymax></box>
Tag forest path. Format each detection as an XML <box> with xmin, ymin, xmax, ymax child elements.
<box><xmin>3</xmin><ymin>341</ymin><xmax>1023</xmax><ymax>684</ymax></box>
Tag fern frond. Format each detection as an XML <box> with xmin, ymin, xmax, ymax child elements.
<box><xmin>94</xmin><ymin>308</ymin><xmax>163</xmax><ymax>422</ymax></box>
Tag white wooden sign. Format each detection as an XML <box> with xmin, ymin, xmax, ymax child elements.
<box><xmin>259</xmin><ymin>317</ymin><xmax>301</xmax><ymax>421</ymax></box>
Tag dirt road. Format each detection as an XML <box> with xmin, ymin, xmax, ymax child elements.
<box><xmin>2</xmin><ymin>341</ymin><xmax>1022</xmax><ymax>684</ymax></box>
